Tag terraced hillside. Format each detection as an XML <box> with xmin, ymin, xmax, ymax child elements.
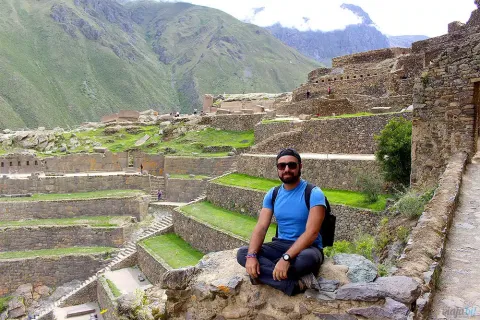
<box><xmin>0</xmin><ymin>0</ymin><xmax>318</xmax><ymax>129</ymax></box>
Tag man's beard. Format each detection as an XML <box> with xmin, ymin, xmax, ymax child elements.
<box><xmin>279</xmin><ymin>170</ymin><xmax>301</xmax><ymax>184</ymax></box>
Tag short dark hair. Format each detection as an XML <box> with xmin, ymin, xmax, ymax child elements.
<box><xmin>276</xmin><ymin>148</ymin><xmax>301</xmax><ymax>164</ymax></box>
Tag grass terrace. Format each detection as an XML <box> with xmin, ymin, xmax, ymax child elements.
<box><xmin>0</xmin><ymin>247</ymin><xmax>116</xmax><ymax>260</ymax></box>
<box><xmin>180</xmin><ymin>201</ymin><xmax>277</xmax><ymax>240</ymax></box>
<box><xmin>140</xmin><ymin>233</ymin><xmax>204</xmax><ymax>269</ymax></box>
<box><xmin>0</xmin><ymin>189</ymin><xmax>145</xmax><ymax>202</ymax></box>
<box><xmin>0</xmin><ymin>216</ymin><xmax>130</xmax><ymax>228</ymax></box>
<box><xmin>213</xmin><ymin>173</ymin><xmax>390</xmax><ymax>211</ymax></box>
<box><xmin>32</xmin><ymin>126</ymin><xmax>254</xmax><ymax>158</ymax></box>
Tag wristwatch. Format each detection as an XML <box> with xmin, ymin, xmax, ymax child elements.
<box><xmin>282</xmin><ymin>253</ymin><xmax>291</xmax><ymax>261</ymax></box>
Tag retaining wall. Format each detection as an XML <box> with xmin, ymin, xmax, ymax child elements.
<box><xmin>97</xmin><ymin>277</ymin><xmax>118</xmax><ymax>320</ymax></box>
<box><xmin>164</xmin><ymin>156</ymin><xmax>236</xmax><ymax>177</ymax></box>
<box><xmin>0</xmin><ymin>225</ymin><xmax>131</xmax><ymax>251</ymax></box>
<box><xmin>0</xmin><ymin>253</ymin><xmax>111</xmax><ymax>295</ymax></box>
<box><xmin>0</xmin><ymin>152</ymin><xmax>164</xmax><ymax>176</ymax></box>
<box><xmin>253</xmin><ymin>112</ymin><xmax>412</xmax><ymax>154</ymax></box>
<box><xmin>172</xmin><ymin>208</ymin><xmax>247</xmax><ymax>254</ymax></box>
<box><xmin>237</xmin><ymin>156</ymin><xmax>381</xmax><ymax>192</ymax></box>
<box><xmin>0</xmin><ymin>174</ymin><xmax>164</xmax><ymax>195</ymax></box>
<box><xmin>0</xmin><ymin>196</ymin><xmax>149</xmax><ymax>221</ymax></box>
<box><xmin>165</xmin><ymin>178</ymin><xmax>207</xmax><ymax>202</ymax></box>
<box><xmin>137</xmin><ymin>243</ymin><xmax>170</xmax><ymax>285</ymax></box>
<box><xmin>199</xmin><ymin>114</ymin><xmax>265</xmax><ymax>131</ymax></box>
<box><xmin>395</xmin><ymin>152</ymin><xmax>467</xmax><ymax>319</ymax></box>
<box><xmin>206</xmin><ymin>183</ymin><xmax>381</xmax><ymax>241</ymax></box>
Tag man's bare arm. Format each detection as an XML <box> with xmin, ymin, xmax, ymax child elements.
<box><xmin>247</xmin><ymin>207</ymin><xmax>273</xmax><ymax>254</ymax></box>
<box><xmin>285</xmin><ymin>205</ymin><xmax>325</xmax><ymax>258</ymax></box>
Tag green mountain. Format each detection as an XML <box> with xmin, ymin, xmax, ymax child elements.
<box><xmin>0</xmin><ymin>0</ymin><xmax>318</xmax><ymax>129</ymax></box>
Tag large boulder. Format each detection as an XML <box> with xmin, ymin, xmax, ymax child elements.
<box><xmin>333</xmin><ymin>253</ymin><xmax>377</xmax><ymax>283</ymax></box>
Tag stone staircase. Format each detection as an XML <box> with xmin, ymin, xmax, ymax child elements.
<box><xmin>34</xmin><ymin>214</ymin><xmax>173</xmax><ymax>320</ymax></box>
<box><xmin>148</xmin><ymin>175</ymin><xmax>165</xmax><ymax>201</ymax></box>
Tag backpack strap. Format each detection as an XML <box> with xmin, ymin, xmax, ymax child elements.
<box><xmin>271</xmin><ymin>186</ymin><xmax>281</xmax><ymax>238</ymax></box>
<box><xmin>304</xmin><ymin>183</ymin><xmax>315</xmax><ymax>209</ymax></box>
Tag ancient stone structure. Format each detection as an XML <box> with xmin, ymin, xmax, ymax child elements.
<box><xmin>165</xmin><ymin>177</ymin><xmax>207</xmax><ymax>202</ymax></box>
<box><xmin>164</xmin><ymin>156</ymin><xmax>236</xmax><ymax>177</ymax></box>
<box><xmin>101</xmin><ymin>110</ymin><xmax>140</xmax><ymax>123</ymax></box>
<box><xmin>203</xmin><ymin>93</ymin><xmax>291</xmax><ymax>114</ymax></box>
<box><xmin>292</xmin><ymin>48</ymin><xmax>423</xmax><ymax>115</ymax></box>
<box><xmin>411</xmin><ymin>9</ymin><xmax>480</xmax><ymax>187</ymax></box>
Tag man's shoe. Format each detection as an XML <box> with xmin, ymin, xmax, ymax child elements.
<box><xmin>299</xmin><ymin>273</ymin><xmax>320</xmax><ymax>291</ymax></box>
<box><xmin>249</xmin><ymin>276</ymin><xmax>261</xmax><ymax>285</ymax></box>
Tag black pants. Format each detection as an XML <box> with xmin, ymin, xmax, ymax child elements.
<box><xmin>236</xmin><ymin>238</ymin><xmax>323</xmax><ymax>296</ymax></box>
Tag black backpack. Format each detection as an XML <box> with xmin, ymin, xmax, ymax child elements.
<box><xmin>271</xmin><ymin>183</ymin><xmax>336</xmax><ymax>247</ymax></box>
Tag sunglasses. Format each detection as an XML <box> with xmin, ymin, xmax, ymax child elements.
<box><xmin>276</xmin><ymin>162</ymin><xmax>299</xmax><ymax>170</ymax></box>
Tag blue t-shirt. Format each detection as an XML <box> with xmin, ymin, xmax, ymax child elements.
<box><xmin>263</xmin><ymin>180</ymin><xmax>326</xmax><ymax>248</ymax></box>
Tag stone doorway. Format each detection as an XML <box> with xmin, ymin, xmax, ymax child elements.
<box><xmin>474</xmin><ymin>82</ymin><xmax>480</xmax><ymax>153</ymax></box>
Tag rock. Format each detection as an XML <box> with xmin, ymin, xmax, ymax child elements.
<box><xmin>247</xmin><ymin>289</ymin><xmax>266</xmax><ymax>309</ymax></box>
<box><xmin>333</xmin><ymin>254</ymin><xmax>377</xmax><ymax>283</ymax></box>
<box><xmin>134</xmin><ymin>134</ymin><xmax>150</xmax><ymax>147</ymax></box>
<box><xmin>159</xmin><ymin>121</ymin><xmax>171</xmax><ymax>128</ymax></box>
<box><xmin>34</xmin><ymin>285</ymin><xmax>52</xmax><ymax>298</ymax></box>
<box><xmin>336</xmin><ymin>276</ymin><xmax>420</xmax><ymax>304</ymax></box>
<box><xmin>93</xmin><ymin>147</ymin><xmax>107</xmax><ymax>153</ymax></box>
<box><xmin>227</xmin><ymin>152</ymin><xmax>235</xmax><ymax>156</ymax></box>
<box><xmin>299</xmin><ymin>114</ymin><xmax>312</xmax><ymax>120</ymax></box>
<box><xmin>189</xmin><ymin>174</ymin><xmax>195</xmax><ymax>178</ymax></box>
<box><xmin>336</xmin><ymin>282</ymin><xmax>384</xmax><ymax>301</ymax></box>
<box><xmin>318</xmin><ymin>258</ymin><xmax>350</xmax><ymax>285</ymax></box>
<box><xmin>161</xmin><ymin>267</ymin><xmax>198</xmax><ymax>290</ymax></box>
<box><xmin>14</xmin><ymin>284</ymin><xmax>33</xmax><ymax>299</ymax></box>
<box><xmin>38</xmin><ymin>127</ymin><xmax>46</xmax><ymax>131</ymax></box>
<box><xmin>59</xmin><ymin>146</ymin><xmax>67</xmax><ymax>152</ymax></box>
<box><xmin>2</xmin><ymin>129</ymin><xmax>11</xmax><ymax>134</ymax></box>
<box><xmin>347</xmin><ymin>297</ymin><xmax>409</xmax><ymax>320</ymax></box>
<box><xmin>305</xmin><ymin>289</ymin><xmax>336</xmax><ymax>301</ymax></box>
<box><xmin>192</xmin><ymin>282</ymin><xmax>215</xmax><ymax>301</ymax></box>
<box><xmin>374</xmin><ymin>276</ymin><xmax>421</xmax><ymax>304</ymax></box>
<box><xmin>313</xmin><ymin>314</ymin><xmax>357</xmax><ymax>320</ymax></box>
<box><xmin>317</xmin><ymin>278</ymin><xmax>340</xmax><ymax>292</ymax></box>
<box><xmin>210</xmin><ymin>276</ymin><xmax>243</xmax><ymax>296</ymax></box>
<box><xmin>7</xmin><ymin>297</ymin><xmax>26</xmax><ymax>319</ymax></box>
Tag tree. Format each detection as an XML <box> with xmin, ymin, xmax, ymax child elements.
<box><xmin>375</xmin><ymin>118</ymin><xmax>412</xmax><ymax>187</ymax></box>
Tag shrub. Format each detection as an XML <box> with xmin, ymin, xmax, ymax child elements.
<box><xmin>396</xmin><ymin>226</ymin><xmax>410</xmax><ymax>244</ymax></box>
<box><xmin>353</xmin><ymin>234</ymin><xmax>375</xmax><ymax>261</ymax></box>
<box><xmin>324</xmin><ymin>240</ymin><xmax>354</xmax><ymax>257</ymax></box>
<box><xmin>355</xmin><ymin>171</ymin><xmax>383</xmax><ymax>203</ymax></box>
<box><xmin>375</xmin><ymin>118</ymin><xmax>412</xmax><ymax>187</ymax></box>
<box><xmin>394</xmin><ymin>191</ymin><xmax>426</xmax><ymax>219</ymax></box>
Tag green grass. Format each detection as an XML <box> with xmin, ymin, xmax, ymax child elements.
<box><xmin>213</xmin><ymin>173</ymin><xmax>389</xmax><ymax>211</ymax></box>
<box><xmin>313</xmin><ymin>111</ymin><xmax>407</xmax><ymax>120</ymax></box>
<box><xmin>106</xmin><ymin>278</ymin><xmax>122</xmax><ymax>298</ymax></box>
<box><xmin>140</xmin><ymin>233</ymin><xmax>204</xmax><ymax>269</ymax></box>
<box><xmin>0</xmin><ymin>296</ymin><xmax>12</xmax><ymax>313</ymax></box>
<box><xmin>181</xmin><ymin>201</ymin><xmax>277</xmax><ymax>240</ymax></box>
<box><xmin>32</xmin><ymin>126</ymin><xmax>254</xmax><ymax>157</ymax></box>
<box><xmin>0</xmin><ymin>216</ymin><xmax>129</xmax><ymax>228</ymax></box>
<box><xmin>168</xmin><ymin>174</ymin><xmax>210</xmax><ymax>180</ymax></box>
<box><xmin>0</xmin><ymin>189</ymin><xmax>145</xmax><ymax>202</ymax></box>
<box><xmin>0</xmin><ymin>247</ymin><xmax>116</xmax><ymax>260</ymax></box>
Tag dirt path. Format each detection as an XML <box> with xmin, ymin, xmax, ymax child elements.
<box><xmin>430</xmin><ymin>149</ymin><xmax>480</xmax><ymax>319</ymax></box>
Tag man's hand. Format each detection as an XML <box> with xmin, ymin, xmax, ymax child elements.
<box><xmin>246</xmin><ymin>257</ymin><xmax>261</xmax><ymax>278</ymax></box>
<box><xmin>273</xmin><ymin>259</ymin><xmax>290</xmax><ymax>281</ymax></box>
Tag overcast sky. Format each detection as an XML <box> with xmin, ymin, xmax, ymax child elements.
<box><xmin>158</xmin><ymin>0</ymin><xmax>477</xmax><ymax>37</ymax></box>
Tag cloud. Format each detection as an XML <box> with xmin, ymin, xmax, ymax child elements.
<box><xmin>134</xmin><ymin>0</ymin><xmax>478</xmax><ymax>37</ymax></box>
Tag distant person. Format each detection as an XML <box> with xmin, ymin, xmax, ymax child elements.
<box><xmin>327</xmin><ymin>86</ymin><xmax>332</xmax><ymax>95</ymax></box>
<box><xmin>193</xmin><ymin>108</ymin><xmax>198</xmax><ymax>115</ymax></box>
<box><xmin>236</xmin><ymin>148</ymin><xmax>326</xmax><ymax>295</ymax></box>
<box><xmin>157</xmin><ymin>190</ymin><xmax>162</xmax><ymax>201</ymax></box>
<box><xmin>140</xmin><ymin>164</ymin><xmax>143</xmax><ymax>174</ymax></box>
<box><xmin>175</xmin><ymin>111</ymin><xmax>180</xmax><ymax>117</ymax></box>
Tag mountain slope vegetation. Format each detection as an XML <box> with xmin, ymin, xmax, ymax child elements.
<box><xmin>0</xmin><ymin>0</ymin><xmax>318</xmax><ymax>129</ymax></box>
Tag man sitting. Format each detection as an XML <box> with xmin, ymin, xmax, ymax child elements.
<box><xmin>237</xmin><ymin>148</ymin><xmax>326</xmax><ymax>295</ymax></box>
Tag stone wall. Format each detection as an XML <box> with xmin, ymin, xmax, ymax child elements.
<box><xmin>172</xmin><ymin>208</ymin><xmax>247</xmax><ymax>254</ymax></box>
<box><xmin>411</xmin><ymin>16</ymin><xmax>480</xmax><ymax>187</ymax></box>
<box><xmin>0</xmin><ymin>253</ymin><xmax>111</xmax><ymax>295</ymax></box>
<box><xmin>0</xmin><ymin>174</ymin><xmax>164</xmax><ymax>195</ymax></box>
<box><xmin>165</xmin><ymin>178</ymin><xmax>207</xmax><ymax>202</ymax></box>
<box><xmin>332</xmin><ymin>48</ymin><xmax>411</xmax><ymax>69</ymax></box>
<box><xmin>137</xmin><ymin>243</ymin><xmax>170</xmax><ymax>285</ymax></box>
<box><xmin>58</xmin><ymin>281</ymin><xmax>97</xmax><ymax>310</ymax></box>
<box><xmin>0</xmin><ymin>151</ymin><xmax>165</xmax><ymax>176</ymax></box>
<box><xmin>0</xmin><ymin>196</ymin><xmax>148</xmax><ymax>221</ymax></box>
<box><xmin>237</xmin><ymin>155</ymin><xmax>381</xmax><ymax>192</ymax></box>
<box><xmin>253</xmin><ymin>113</ymin><xmax>412</xmax><ymax>155</ymax></box>
<box><xmin>0</xmin><ymin>226</ymin><xmax>129</xmax><ymax>251</ymax></box>
<box><xmin>275</xmin><ymin>98</ymin><xmax>356</xmax><ymax>117</ymax></box>
<box><xmin>206</xmin><ymin>182</ymin><xmax>381</xmax><ymax>241</ymax></box>
<box><xmin>164</xmin><ymin>156</ymin><xmax>236</xmax><ymax>177</ymax></box>
<box><xmin>199</xmin><ymin>114</ymin><xmax>265</xmax><ymax>131</ymax></box>
<box><xmin>97</xmin><ymin>277</ymin><xmax>118</xmax><ymax>320</ymax></box>
<box><xmin>395</xmin><ymin>153</ymin><xmax>467</xmax><ymax>319</ymax></box>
